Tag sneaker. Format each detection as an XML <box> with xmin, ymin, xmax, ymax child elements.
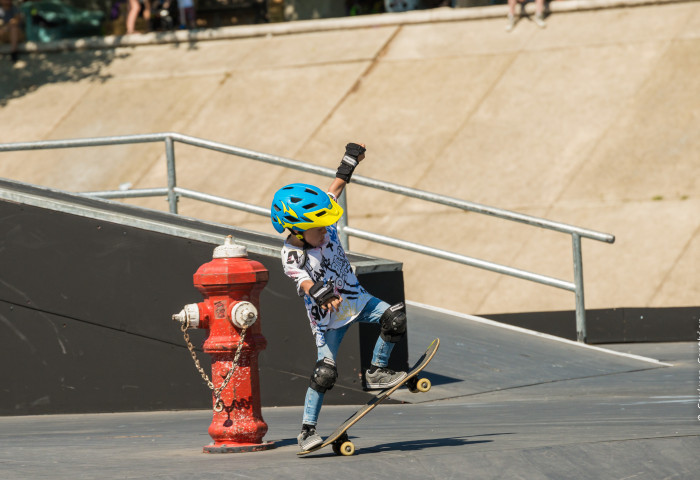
<box><xmin>365</xmin><ymin>366</ymin><xmax>407</xmax><ymax>390</ymax></box>
<box><xmin>534</xmin><ymin>13</ymin><xmax>546</xmax><ymax>28</ymax></box>
<box><xmin>505</xmin><ymin>13</ymin><xmax>516</xmax><ymax>32</ymax></box>
<box><xmin>297</xmin><ymin>425</ymin><xmax>323</xmax><ymax>451</ymax></box>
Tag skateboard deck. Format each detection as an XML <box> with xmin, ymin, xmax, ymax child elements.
<box><xmin>298</xmin><ymin>338</ymin><xmax>440</xmax><ymax>457</ymax></box>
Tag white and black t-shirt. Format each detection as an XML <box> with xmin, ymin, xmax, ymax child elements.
<box><xmin>281</xmin><ymin>223</ymin><xmax>372</xmax><ymax>347</ymax></box>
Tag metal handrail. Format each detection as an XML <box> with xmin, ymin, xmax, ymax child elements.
<box><xmin>0</xmin><ymin>132</ymin><xmax>615</xmax><ymax>342</ymax></box>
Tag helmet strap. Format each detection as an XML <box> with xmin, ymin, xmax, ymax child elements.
<box><xmin>289</xmin><ymin>229</ymin><xmax>313</xmax><ymax>249</ymax></box>
<box><xmin>290</xmin><ymin>229</ymin><xmax>304</xmax><ymax>241</ymax></box>
<box><xmin>287</xmin><ymin>229</ymin><xmax>312</xmax><ymax>269</ymax></box>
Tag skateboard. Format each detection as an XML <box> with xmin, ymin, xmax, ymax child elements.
<box><xmin>298</xmin><ymin>338</ymin><xmax>440</xmax><ymax>457</ymax></box>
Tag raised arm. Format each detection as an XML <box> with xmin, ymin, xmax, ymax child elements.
<box><xmin>328</xmin><ymin>143</ymin><xmax>366</xmax><ymax>198</ymax></box>
<box><xmin>327</xmin><ymin>178</ymin><xmax>347</xmax><ymax>200</ymax></box>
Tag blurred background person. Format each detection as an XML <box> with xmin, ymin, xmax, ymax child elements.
<box><xmin>178</xmin><ymin>0</ymin><xmax>196</xmax><ymax>29</ymax></box>
<box><xmin>506</xmin><ymin>0</ymin><xmax>546</xmax><ymax>32</ymax></box>
<box><xmin>126</xmin><ymin>0</ymin><xmax>151</xmax><ymax>34</ymax></box>
<box><xmin>0</xmin><ymin>0</ymin><xmax>24</xmax><ymax>63</ymax></box>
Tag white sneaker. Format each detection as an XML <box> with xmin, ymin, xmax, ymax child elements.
<box><xmin>534</xmin><ymin>13</ymin><xmax>546</xmax><ymax>28</ymax></box>
<box><xmin>505</xmin><ymin>13</ymin><xmax>516</xmax><ymax>32</ymax></box>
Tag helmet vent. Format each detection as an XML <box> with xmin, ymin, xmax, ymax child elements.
<box><xmin>290</xmin><ymin>196</ymin><xmax>302</xmax><ymax>203</ymax></box>
<box><xmin>315</xmin><ymin>211</ymin><xmax>327</xmax><ymax>217</ymax></box>
<box><xmin>302</xmin><ymin>203</ymin><xmax>317</xmax><ymax>209</ymax></box>
<box><xmin>304</xmin><ymin>188</ymin><xmax>319</xmax><ymax>195</ymax></box>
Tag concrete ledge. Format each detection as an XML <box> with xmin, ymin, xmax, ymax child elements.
<box><xmin>1</xmin><ymin>0</ymin><xmax>692</xmax><ymax>54</ymax></box>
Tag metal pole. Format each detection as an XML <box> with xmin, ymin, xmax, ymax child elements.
<box><xmin>345</xmin><ymin>226</ymin><xmax>576</xmax><ymax>292</ymax></box>
<box><xmin>337</xmin><ymin>190</ymin><xmax>349</xmax><ymax>250</ymax></box>
<box><xmin>165</xmin><ymin>136</ymin><xmax>178</xmax><ymax>214</ymax></box>
<box><xmin>572</xmin><ymin>233</ymin><xmax>587</xmax><ymax>343</ymax></box>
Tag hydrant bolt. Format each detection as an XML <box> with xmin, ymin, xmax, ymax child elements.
<box><xmin>172</xmin><ymin>303</ymin><xmax>201</xmax><ymax>328</ymax></box>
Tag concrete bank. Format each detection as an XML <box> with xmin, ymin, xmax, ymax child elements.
<box><xmin>1</xmin><ymin>0</ymin><xmax>698</xmax><ymax>320</ymax></box>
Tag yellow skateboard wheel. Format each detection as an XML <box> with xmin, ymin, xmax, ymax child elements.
<box><xmin>339</xmin><ymin>440</ymin><xmax>355</xmax><ymax>456</ymax></box>
<box><xmin>416</xmin><ymin>378</ymin><xmax>431</xmax><ymax>393</ymax></box>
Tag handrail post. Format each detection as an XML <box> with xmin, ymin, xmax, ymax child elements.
<box><xmin>164</xmin><ymin>136</ymin><xmax>178</xmax><ymax>214</ymax></box>
<box><xmin>572</xmin><ymin>233</ymin><xmax>587</xmax><ymax>343</ymax></box>
<box><xmin>337</xmin><ymin>190</ymin><xmax>349</xmax><ymax>250</ymax></box>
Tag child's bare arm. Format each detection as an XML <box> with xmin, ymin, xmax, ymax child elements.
<box><xmin>300</xmin><ymin>279</ymin><xmax>314</xmax><ymax>295</ymax></box>
<box><xmin>327</xmin><ymin>178</ymin><xmax>347</xmax><ymax>199</ymax></box>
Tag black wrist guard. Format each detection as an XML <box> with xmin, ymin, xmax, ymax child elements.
<box><xmin>336</xmin><ymin>143</ymin><xmax>365</xmax><ymax>183</ymax></box>
<box><xmin>309</xmin><ymin>281</ymin><xmax>336</xmax><ymax>306</ymax></box>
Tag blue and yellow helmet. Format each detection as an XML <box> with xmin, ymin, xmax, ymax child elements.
<box><xmin>271</xmin><ymin>183</ymin><xmax>344</xmax><ymax>234</ymax></box>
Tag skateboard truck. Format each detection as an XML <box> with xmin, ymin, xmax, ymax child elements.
<box><xmin>331</xmin><ymin>432</ymin><xmax>355</xmax><ymax>456</ymax></box>
<box><xmin>406</xmin><ymin>376</ymin><xmax>432</xmax><ymax>394</ymax></box>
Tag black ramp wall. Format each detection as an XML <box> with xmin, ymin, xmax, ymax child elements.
<box><xmin>0</xmin><ymin>179</ymin><xmax>407</xmax><ymax>416</ymax></box>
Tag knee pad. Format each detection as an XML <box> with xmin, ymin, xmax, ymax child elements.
<box><xmin>309</xmin><ymin>357</ymin><xmax>338</xmax><ymax>393</ymax></box>
<box><xmin>380</xmin><ymin>302</ymin><xmax>407</xmax><ymax>343</ymax></box>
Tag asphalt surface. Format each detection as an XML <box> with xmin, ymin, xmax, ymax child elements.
<box><xmin>1</xmin><ymin>303</ymin><xmax>698</xmax><ymax>479</ymax></box>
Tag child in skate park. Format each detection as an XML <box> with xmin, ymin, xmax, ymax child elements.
<box><xmin>270</xmin><ymin>143</ymin><xmax>408</xmax><ymax>451</ymax></box>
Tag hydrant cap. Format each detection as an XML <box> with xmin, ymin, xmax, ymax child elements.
<box><xmin>213</xmin><ymin>236</ymin><xmax>247</xmax><ymax>258</ymax></box>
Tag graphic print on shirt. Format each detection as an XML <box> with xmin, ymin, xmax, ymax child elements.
<box><xmin>281</xmin><ymin>224</ymin><xmax>372</xmax><ymax>346</ymax></box>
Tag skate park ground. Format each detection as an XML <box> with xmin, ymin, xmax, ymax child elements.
<box><xmin>1</xmin><ymin>303</ymin><xmax>698</xmax><ymax>479</ymax></box>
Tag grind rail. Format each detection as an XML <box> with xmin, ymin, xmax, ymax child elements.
<box><xmin>0</xmin><ymin>132</ymin><xmax>615</xmax><ymax>342</ymax></box>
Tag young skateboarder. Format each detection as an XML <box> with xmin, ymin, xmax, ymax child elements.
<box><xmin>270</xmin><ymin>143</ymin><xmax>408</xmax><ymax>451</ymax></box>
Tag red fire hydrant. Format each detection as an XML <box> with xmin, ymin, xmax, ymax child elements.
<box><xmin>172</xmin><ymin>236</ymin><xmax>275</xmax><ymax>453</ymax></box>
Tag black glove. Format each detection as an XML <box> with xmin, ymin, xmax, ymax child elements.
<box><xmin>336</xmin><ymin>143</ymin><xmax>366</xmax><ymax>183</ymax></box>
<box><xmin>345</xmin><ymin>143</ymin><xmax>365</xmax><ymax>159</ymax></box>
<box><xmin>309</xmin><ymin>281</ymin><xmax>337</xmax><ymax>307</ymax></box>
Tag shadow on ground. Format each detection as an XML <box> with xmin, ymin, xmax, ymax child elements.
<box><xmin>297</xmin><ymin>434</ymin><xmax>509</xmax><ymax>457</ymax></box>
<box><xmin>366</xmin><ymin>436</ymin><xmax>494</xmax><ymax>454</ymax></box>
<box><xmin>1</xmin><ymin>48</ymin><xmax>127</xmax><ymax>106</ymax></box>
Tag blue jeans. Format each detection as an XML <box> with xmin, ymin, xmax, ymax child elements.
<box><xmin>302</xmin><ymin>296</ymin><xmax>394</xmax><ymax>426</ymax></box>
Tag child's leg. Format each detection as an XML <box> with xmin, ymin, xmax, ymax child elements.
<box><xmin>186</xmin><ymin>7</ymin><xmax>196</xmax><ymax>28</ymax></box>
<box><xmin>372</xmin><ymin>335</ymin><xmax>394</xmax><ymax>368</ymax></box>
<box><xmin>535</xmin><ymin>0</ymin><xmax>545</xmax><ymax>15</ymax></box>
<box><xmin>358</xmin><ymin>298</ymin><xmax>408</xmax><ymax>388</ymax></box>
<box><xmin>507</xmin><ymin>0</ymin><xmax>518</xmax><ymax>16</ymax></box>
<box><xmin>126</xmin><ymin>0</ymin><xmax>140</xmax><ymax>34</ymax></box>
<box><xmin>301</xmin><ymin>324</ymin><xmax>349</xmax><ymax>426</ymax></box>
<box><xmin>178</xmin><ymin>7</ymin><xmax>186</xmax><ymax>27</ymax></box>
<box><xmin>356</xmin><ymin>297</ymin><xmax>404</xmax><ymax>368</ymax></box>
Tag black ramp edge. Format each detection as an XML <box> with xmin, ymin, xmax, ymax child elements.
<box><xmin>0</xmin><ymin>178</ymin><xmax>405</xmax><ymax>415</ymax></box>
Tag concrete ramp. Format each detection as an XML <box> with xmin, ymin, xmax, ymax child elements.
<box><xmin>1</xmin><ymin>1</ymin><xmax>698</xmax><ymax>318</ymax></box>
<box><xmin>391</xmin><ymin>302</ymin><xmax>668</xmax><ymax>403</ymax></box>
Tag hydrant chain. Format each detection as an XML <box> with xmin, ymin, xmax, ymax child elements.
<box><xmin>180</xmin><ymin>317</ymin><xmax>248</xmax><ymax>412</ymax></box>
<box><xmin>215</xmin><ymin>326</ymin><xmax>248</xmax><ymax>412</ymax></box>
<box><xmin>181</xmin><ymin>318</ymin><xmax>215</xmax><ymax>391</ymax></box>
